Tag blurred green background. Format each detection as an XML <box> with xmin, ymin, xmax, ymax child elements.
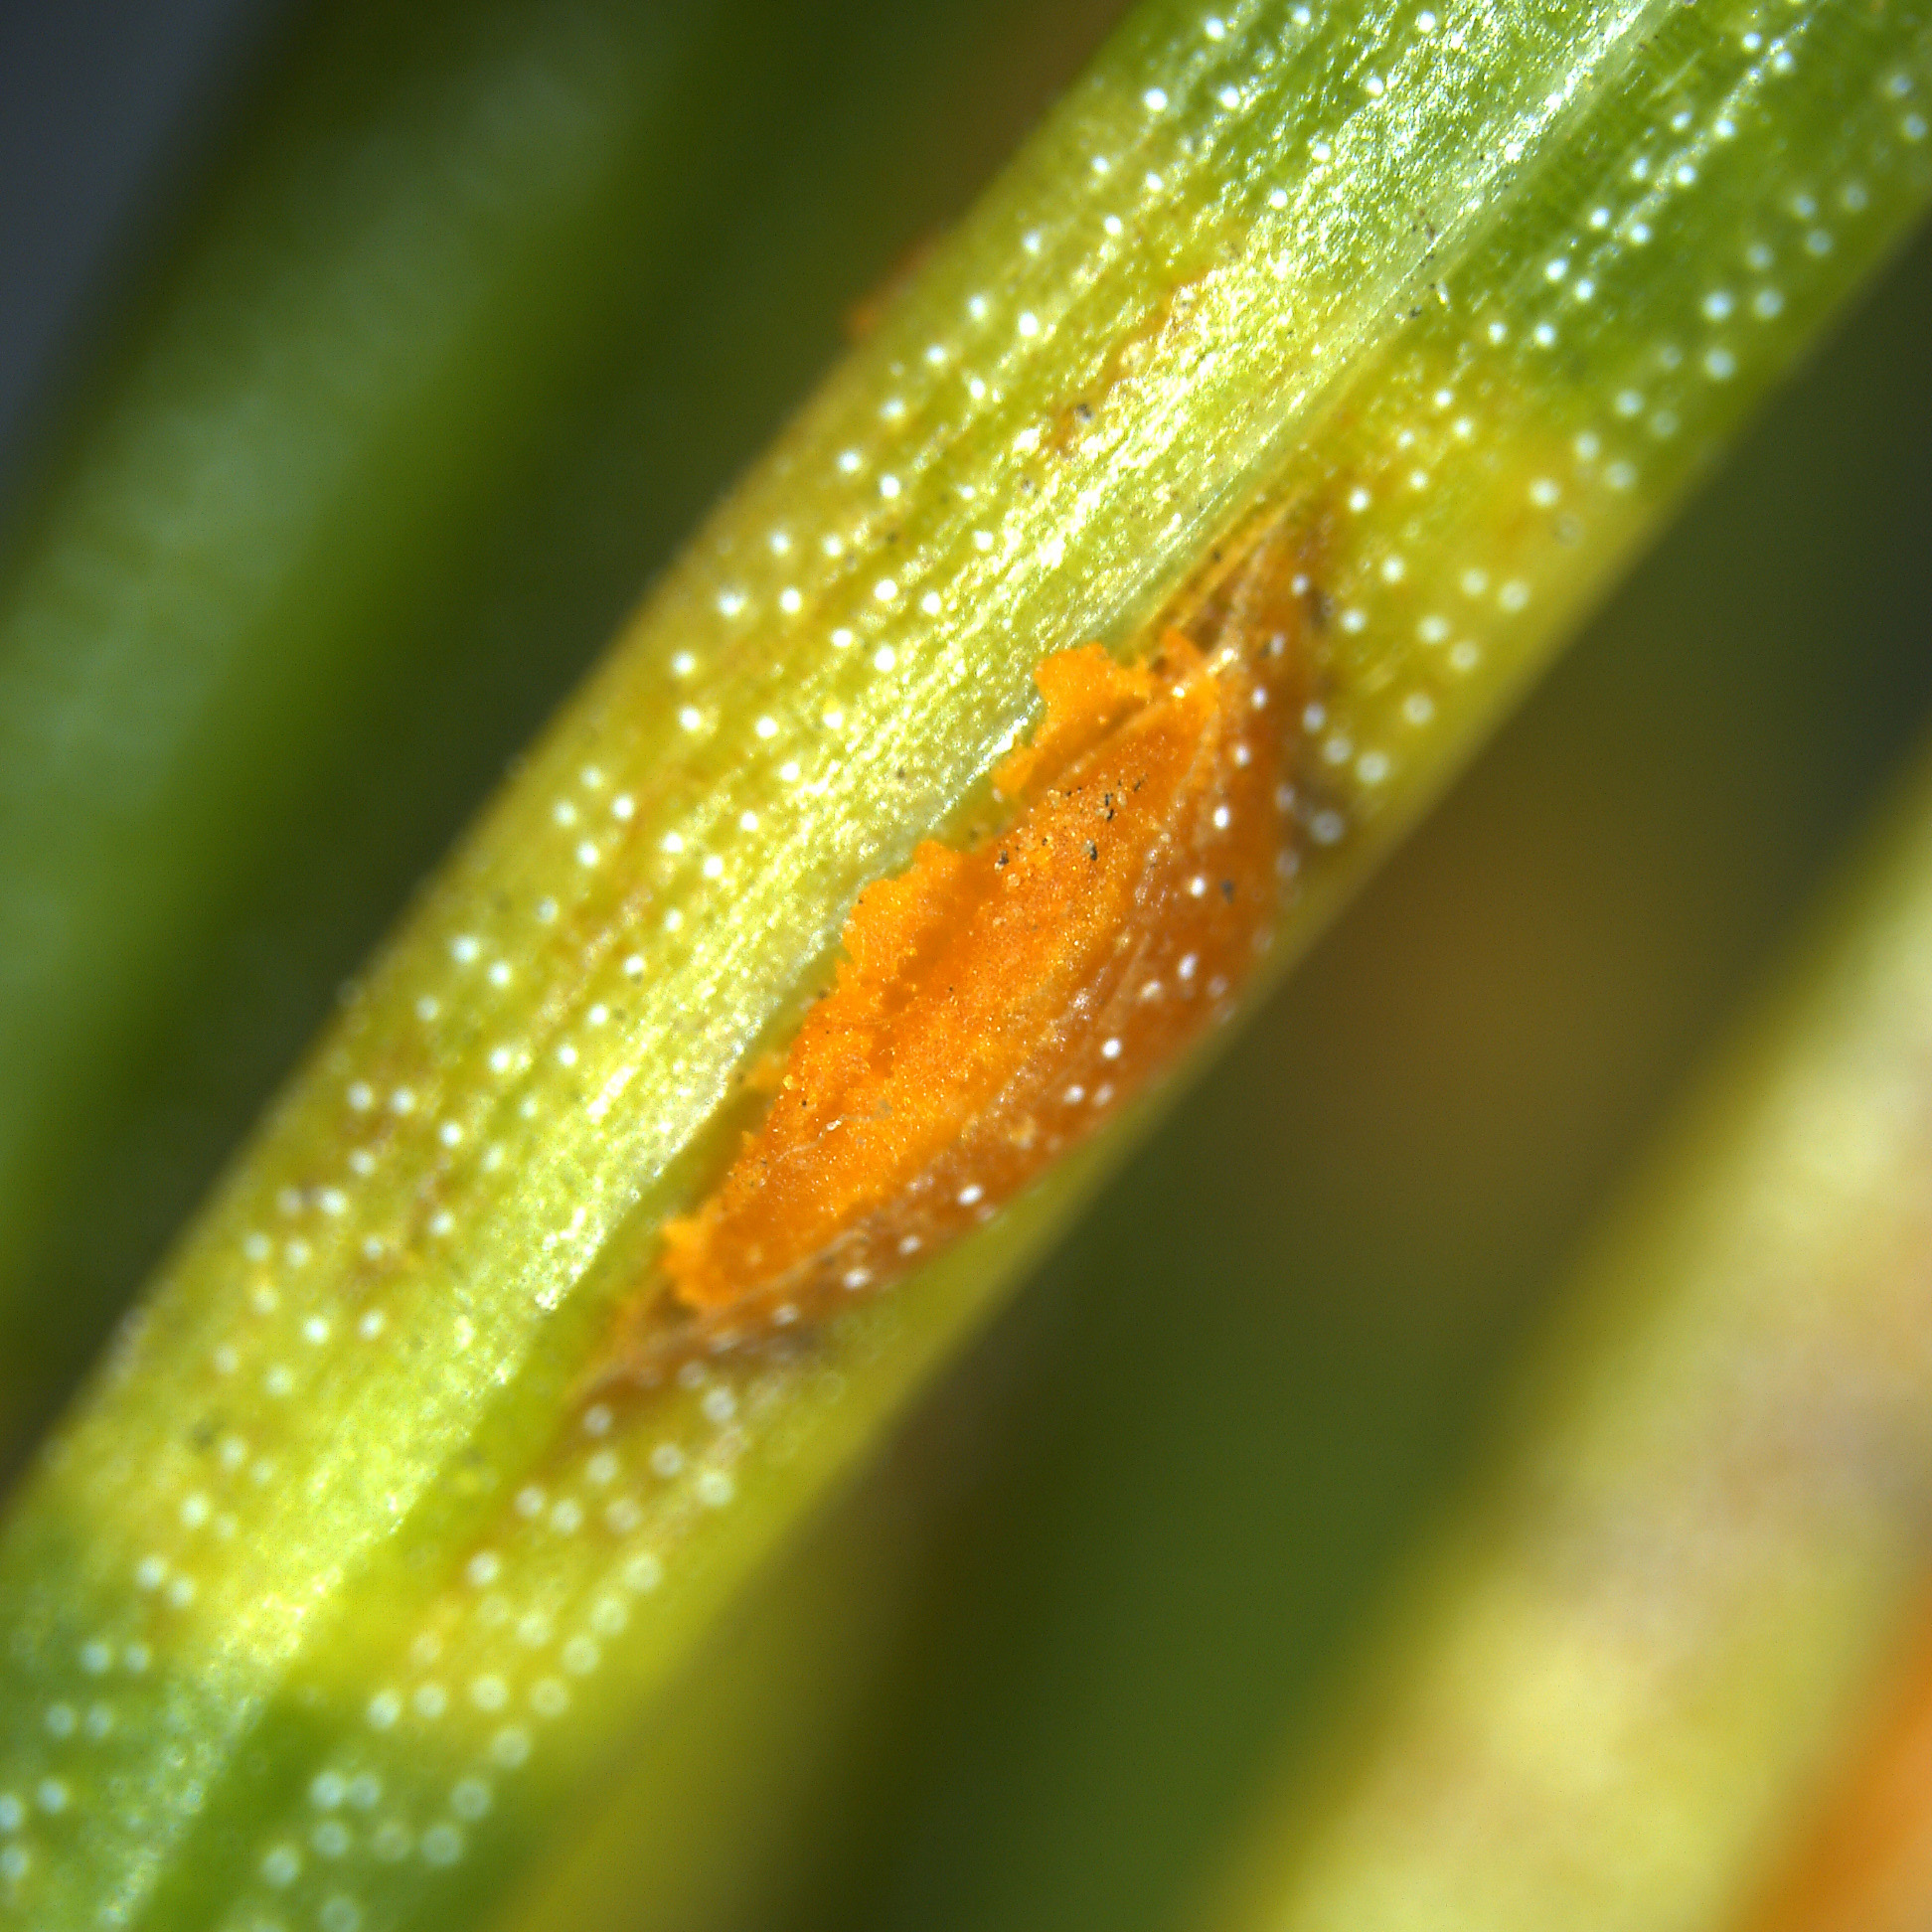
<box><xmin>2</xmin><ymin>2</ymin><xmax>1930</xmax><ymax>1929</ymax></box>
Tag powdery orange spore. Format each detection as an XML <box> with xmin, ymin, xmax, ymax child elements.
<box><xmin>616</xmin><ymin>628</ymin><xmax>1287</xmax><ymax>1369</ymax></box>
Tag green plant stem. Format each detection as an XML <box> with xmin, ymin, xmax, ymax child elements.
<box><xmin>0</xmin><ymin>1</ymin><xmax>1925</xmax><ymax>1928</ymax></box>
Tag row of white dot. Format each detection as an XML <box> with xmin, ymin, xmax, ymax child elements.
<box><xmin>0</xmin><ymin>1781</ymin><xmax>69</xmax><ymax>1830</ymax></box>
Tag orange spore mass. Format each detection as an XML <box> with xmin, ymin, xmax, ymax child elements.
<box><xmin>632</xmin><ymin>627</ymin><xmax>1286</xmax><ymax>1364</ymax></box>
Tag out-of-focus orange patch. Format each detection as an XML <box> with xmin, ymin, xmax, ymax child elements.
<box><xmin>1743</xmin><ymin>1602</ymin><xmax>1932</xmax><ymax>1932</ymax></box>
<box><xmin>600</xmin><ymin>604</ymin><xmax>1298</xmax><ymax>1379</ymax></box>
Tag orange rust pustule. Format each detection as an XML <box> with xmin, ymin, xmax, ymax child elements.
<box><xmin>605</xmin><ymin>628</ymin><xmax>1292</xmax><ymax>1376</ymax></box>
